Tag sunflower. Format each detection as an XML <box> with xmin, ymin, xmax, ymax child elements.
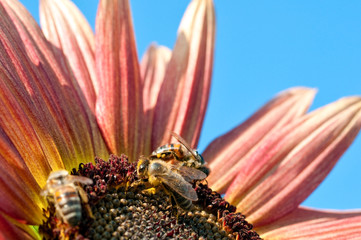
<box><xmin>0</xmin><ymin>0</ymin><xmax>360</xmax><ymax>239</ymax></box>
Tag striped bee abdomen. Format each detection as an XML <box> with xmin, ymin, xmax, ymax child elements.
<box><xmin>55</xmin><ymin>186</ymin><xmax>82</xmax><ymax>226</ymax></box>
<box><xmin>151</xmin><ymin>143</ymin><xmax>185</xmax><ymax>160</ymax></box>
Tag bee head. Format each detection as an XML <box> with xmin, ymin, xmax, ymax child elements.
<box><xmin>137</xmin><ymin>157</ymin><xmax>150</xmax><ymax>178</ymax></box>
<box><xmin>47</xmin><ymin>170</ymin><xmax>68</xmax><ymax>187</ymax></box>
<box><xmin>195</xmin><ymin>150</ymin><xmax>205</xmax><ymax>164</ymax></box>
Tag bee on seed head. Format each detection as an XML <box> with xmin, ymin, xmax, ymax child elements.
<box><xmin>137</xmin><ymin>157</ymin><xmax>207</xmax><ymax>211</ymax></box>
<box><xmin>41</xmin><ymin>170</ymin><xmax>93</xmax><ymax>226</ymax></box>
<box><xmin>149</xmin><ymin>132</ymin><xmax>210</xmax><ymax>175</ymax></box>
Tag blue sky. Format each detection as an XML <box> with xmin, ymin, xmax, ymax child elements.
<box><xmin>19</xmin><ymin>0</ymin><xmax>361</xmax><ymax>211</ymax></box>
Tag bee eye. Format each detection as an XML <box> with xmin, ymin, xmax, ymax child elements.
<box><xmin>198</xmin><ymin>153</ymin><xmax>205</xmax><ymax>164</ymax></box>
<box><xmin>139</xmin><ymin>164</ymin><xmax>145</xmax><ymax>173</ymax></box>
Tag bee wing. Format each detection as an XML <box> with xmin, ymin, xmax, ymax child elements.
<box><xmin>157</xmin><ymin>172</ymin><xmax>198</xmax><ymax>201</ymax></box>
<box><xmin>170</xmin><ymin>132</ymin><xmax>199</xmax><ymax>160</ymax></box>
<box><xmin>169</xmin><ymin>164</ymin><xmax>207</xmax><ymax>182</ymax></box>
<box><xmin>66</xmin><ymin>175</ymin><xmax>93</xmax><ymax>185</ymax></box>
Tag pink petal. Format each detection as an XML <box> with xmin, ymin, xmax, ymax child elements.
<box><xmin>0</xmin><ymin>0</ymin><xmax>108</xmax><ymax>177</ymax></box>
<box><xmin>141</xmin><ymin>44</ymin><xmax>172</xmax><ymax>114</ymax></box>
<box><xmin>227</xmin><ymin>97</ymin><xmax>361</xmax><ymax>226</ymax></box>
<box><xmin>0</xmin><ymin>214</ymin><xmax>37</xmax><ymax>240</ymax></box>
<box><xmin>95</xmin><ymin>0</ymin><xmax>143</xmax><ymax>160</ymax></box>
<box><xmin>40</xmin><ymin>0</ymin><xmax>97</xmax><ymax>110</ymax></box>
<box><xmin>140</xmin><ymin>44</ymin><xmax>172</xmax><ymax>154</ymax></box>
<box><xmin>151</xmin><ymin>0</ymin><xmax>215</xmax><ymax>150</ymax></box>
<box><xmin>257</xmin><ymin>206</ymin><xmax>361</xmax><ymax>240</ymax></box>
<box><xmin>204</xmin><ymin>88</ymin><xmax>316</xmax><ymax>192</ymax></box>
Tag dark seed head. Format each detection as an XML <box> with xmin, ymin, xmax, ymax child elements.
<box><xmin>40</xmin><ymin>155</ymin><xmax>262</xmax><ymax>240</ymax></box>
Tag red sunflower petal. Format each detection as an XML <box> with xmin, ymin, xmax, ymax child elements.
<box><xmin>0</xmin><ymin>0</ymin><xmax>108</xmax><ymax>180</ymax></box>
<box><xmin>257</xmin><ymin>206</ymin><xmax>361</xmax><ymax>240</ymax></box>
<box><xmin>0</xmin><ymin>214</ymin><xmax>38</xmax><ymax>240</ymax></box>
<box><xmin>0</xmin><ymin>128</ymin><xmax>45</xmax><ymax>224</ymax></box>
<box><xmin>227</xmin><ymin>97</ymin><xmax>361</xmax><ymax>226</ymax></box>
<box><xmin>204</xmin><ymin>87</ymin><xmax>316</xmax><ymax>193</ymax></box>
<box><xmin>95</xmin><ymin>0</ymin><xmax>143</xmax><ymax>161</ymax></box>
<box><xmin>140</xmin><ymin>44</ymin><xmax>172</xmax><ymax>154</ymax></box>
<box><xmin>40</xmin><ymin>0</ymin><xmax>97</xmax><ymax>110</ymax></box>
<box><xmin>151</xmin><ymin>0</ymin><xmax>215</xmax><ymax>149</ymax></box>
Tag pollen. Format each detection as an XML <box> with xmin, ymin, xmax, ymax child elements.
<box><xmin>40</xmin><ymin>155</ymin><xmax>262</xmax><ymax>240</ymax></box>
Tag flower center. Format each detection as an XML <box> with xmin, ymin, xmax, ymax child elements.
<box><xmin>88</xmin><ymin>187</ymin><xmax>224</xmax><ymax>239</ymax></box>
<box><xmin>40</xmin><ymin>155</ymin><xmax>262</xmax><ymax>240</ymax></box>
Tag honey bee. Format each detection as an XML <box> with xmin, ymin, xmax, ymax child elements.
<box><xmin>137</xmin><ymin>157</ymin><xmax>207</xmax><ymax>211</ymax></box>
<box><xmin>41</xmin><ymin>170</ymin><xmax>93</xmax><ymax>226</ymax></box>
<box><xmin>150</xmin><ymin>132</ymin><xmax>210</xmax><ymax>175</ymax></box>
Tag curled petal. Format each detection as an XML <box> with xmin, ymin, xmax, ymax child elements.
<box><xmin>205</xmin><ymin>87</ymin><xmax>316</xmax><ymax>192</ymax></box>
<box><xmin>0</xmin><ymin>0</ymin><xmax>108</xmax><ymax>180</ymax></box>
<box><xmin>226</xmin><ymin>97</ymin><xmax>361</xmax><ymax>226</ymax></box>
<box><xmin>152</xmin><ymin>0</ymin><xmax>215</xmax><ymax>149</ymax></box>
<box><xmin>95</xmin><ymin>0</ymin><xmax>143</xmax><ymax>161</ymax></box>
<box><xmin>40</xmin><ymin>0</ymin><xmax>97</xmax><ymax>110</ymax></box>
<box><xmin>257</xmin><ymin>206</ymin><xmax>361</xmax><ymax>240</ymax></box>
<box><xmin>140</xmin><ymin>44</ymin><xmax>172</xmax><ymax>154</ymax></box>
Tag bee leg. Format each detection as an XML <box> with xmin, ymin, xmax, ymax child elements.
<box><xmin>125</xmin><ymin>181</ymin><xmax>131</xmax><ymax>191</ymax></box>
<box><xmin>171</xmin><ymin>151</ymin><xmax>179</xmax><ymax>160</ymax></box>
<box><xmin>141</xmin><ymin>187</ymin><xmax>158</xmax><ymax>196</ymax></box>
<box><xmin>129</xmin><ymin>180</ymin><xmax>139</xmax><ymax>190</ymax></box>
<box><xmin>77</xmin><ymin>186</ymin><xmax>94</xmax><ymax>219</ymax></box>
<box><xmin>131</xmin><ymin>179</ymin><xmax>150</xmax><ymax>190</ymax></box>
<box><xmin>156</xmin><ymin>151</ymin><xmax>180</xmax><ymax>161</ymax></box>
<box><xmin>55</xmin><ymin>205</ymin><xmax>66</xmax><ymax>223</ymax></box>
<box><xmin>169</xmin><ymin>195</ymin><xmax>179</xmax><ymax>220</ymax></box>
<box><xmin>141</xmin><ymin>175</ymin><xmax>164</xmax><ymax>195</ymax></box>
<box><xmin>127</xmin><ymin>178</ymin><xmax>145</xmax><ymax>190</ymax></box>
<box><xmin>161</xmin><ymin>184</ymin><xmax>180</xmax><ymax>221</ymax></box>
